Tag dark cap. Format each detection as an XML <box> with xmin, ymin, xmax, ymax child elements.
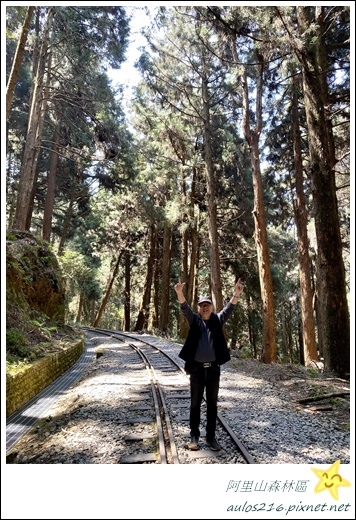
<box><xmin>197</xmin><ymin>296</ymin><xmax>212</xmax><ymax>305</ymax></box>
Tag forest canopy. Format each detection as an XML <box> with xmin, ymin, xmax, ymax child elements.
<box><xmin>5</xmin><ymin>5</ymin><xmax>350</xmax><ymax>378</ymax></box>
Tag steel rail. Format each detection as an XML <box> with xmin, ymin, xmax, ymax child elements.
<box><xmin>85</xmin><ymin>328</ymin><xmax>180</xmax><ymax>464</ymax></box>
<box><xmin>7</xmin><ymin>326</ymin><xmax>254</xmax><ymax>464</ymax></box>
<box><xmin>127</xmin><ymin>339</ymin><xmax>179</xmax><ymax>464</ymax></box>
<box><xmin>126</xmin><ymin>339</ymin><xmax>167</xmax><ymax>464</ymax></box>
<box><xmin>102</xmin><ymin>328</ymin><xmax>256</xmax><ymax>464</ymax></box>
<box><xmin>128</xmin><ymin>339</ymin><xmax>180</xmax><ymax>464</ymax></box>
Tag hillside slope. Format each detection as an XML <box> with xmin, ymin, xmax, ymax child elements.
<box><xmin>6</xmin><ymin>231</ymin><xmax>81</xmax><ymax>372</ymax></box>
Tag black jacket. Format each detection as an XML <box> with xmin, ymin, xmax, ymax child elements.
<box><xmin>178</xmin><ymin>312</ymin><xmax>231</xmax><ymax>369</ymax></box>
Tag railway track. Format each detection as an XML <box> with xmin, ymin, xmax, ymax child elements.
<box><xmin>85</xmin><ymin>327</ymin><xmax>255</xmax><ymax>464</ymax></box>
<box><xmin>6</xmin><ymin>327</ymin><xmax>255</xmax><ymax>464</ymax></box>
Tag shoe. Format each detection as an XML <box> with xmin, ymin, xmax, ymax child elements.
<box><xmin>206</xmin><ymin>437</ymin><xmax>222</xmax><ymax>451</ymax></box>
<box><xmin>188</xmin><ymin>436</ymin><xmax>199</xmax><ymax>450</ymax></box>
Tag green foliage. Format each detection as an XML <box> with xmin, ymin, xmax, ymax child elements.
<box><xmin>6</xmin><ymin>328</ymin><xmax>36</xmax><ymax>366</ymax></box>
<box><xmin>5</xmin><ymin>6</ymin><xmax>350</xmax><ymax>374</ymax></box>
<box><xmin>238</xmin><ymin>348</ymin><xmax>253</xmax><ymax>359</ymax></box>
<box><xmin>6</xmin><ymin>232</ymin><xmax>83</xmax><ymax>377</ymax></box>
<box><xmin>58</xmin><ymin>248</ymin><xmax>102</xmax><ymax>323</ymax></box>
<box><xmin>307</xmin><ymin>367</ymin><xmax>320</xmax><ymax>378</ymax></box>
<box><xmin>6</xmin><ymin>358</ymin><xmax>32</xmax><ymax>376</ymax></box>
<box><xmin>6</xmin><ymin>328</ymin><xmax>27</xmax><ymax>350</ymax></box>
<box><xmin>5</xmin><ymin>6</ymin><xmax>29</xmax><ymax>39</ymax></box>
<box><xmin>29</xmin><ymin>320</ymin><xmax>57</xmax><ymax>336</ymax></box>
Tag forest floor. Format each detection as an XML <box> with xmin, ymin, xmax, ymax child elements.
<box><xmin>228</xmin><ymin>355</ymin><xmax>351</xmax><ymax>432</ymax></box>
<box><xmin>6</xmin><ymin>334</ymin><xmax>350</xmax><ymax>466</ymax></box>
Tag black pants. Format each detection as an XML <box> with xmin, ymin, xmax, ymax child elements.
<box><xmin>189</xmin><ymin>363</ymin><xmax>221</xmax><ymax>440</ymax></box>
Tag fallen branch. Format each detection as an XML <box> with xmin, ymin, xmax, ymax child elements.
<box><xmin>306</xmin><ymin>405</ymin><xmax>333</xmax><ymax>412</ymax></box>
<box><xmin>298</xmin><ymin>392</ymin><xmax>350</xmax><ymax>404</ymax></box>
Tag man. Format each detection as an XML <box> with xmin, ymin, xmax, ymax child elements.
<box><xmin>174</xmin><ymin>278</ymin><xmax>244</xmax><ymax>451</ymax></box>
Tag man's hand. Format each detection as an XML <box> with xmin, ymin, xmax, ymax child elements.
<box><xmin>174</xmin><ymin>278</ymin><xmax>186</xmax><ymax>304</ymax></box>
<box><xmin>233</xmin><ymin>278</ymin><xmax>244</xmax><ymax>298</ymax></box>
<box><xmin>174</xmin><ymin>278</ymin><xmax>186</xmax><ymax>293</ymax></box>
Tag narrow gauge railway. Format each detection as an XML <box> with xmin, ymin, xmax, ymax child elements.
<box><xmin>7</xmin><ymin>327</ymin><xmax>255</xmax><ymax>464</ymax></box>
<box><xmin>7</xmin><ymin>328</ymin><xmax>349</xmax><ymax>465</ymax></box>
<box><xmin>86</xmin><ymin>327</ymin><xmax>255</xmax><ymax>464</ymax></box>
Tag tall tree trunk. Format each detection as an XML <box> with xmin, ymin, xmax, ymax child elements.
<box><xmin>250</xmin><ymin>136</ymin><xmax>276</xmax><ymax>364</ymax></box>
<box><xmin>57</xmin><ymin>179</ymin><xmax>77</xmax><ymax>256</ymax></box>
<box><xmin>310</xmin><ymin>256</ymin><xmax>323</xmax><ymax>359</ymax></box>
<box><xmin>186</xmin><ymin>167</ymin><xmax>199</xmax><ymax>307</ymax></box>
<box><xmin>13</xmin><ymin>7</ymin><xmax>53</xmax><ymax>230</ymax></box>
<box><xmin>159</xmin><ymin>223</ymin><xmax>172</xmax><ymax>333</ymax></box>
<box><xmin>286</xmin><ymin>301</ymin><xmax>294</xmax><ymax>362</ymax></box>
<box><xmin>281</xmin><ymin>303</ymin><xmax>288</xmax><ymax>362</ymax></box>
<box><xmin>229</xmin><ymin>310</ymin><xmax>240</xmax><ymax>350</ymax></box>
<box><xmin>246</xmin><ymin>292</ymin><xmax>258</xmax><ymax>359</ymax></box>
<box><xmin>296</xmin><ymin>6</ymin><xmax>350</xmax><ymax>378</ymax></box>
<box><xmin>232</xmin><ymin>40</ymin><xmax>277</xmax><ymax>363</ymax></box>
<box><xmin>90</xmin><ymin>299</ymin><xmax>96</xmax><ymax>326</ymax></box>
<box><xmin>42</xmin><ymin>114</ymin><xmax>61</xmax><ymax>241</ymax></box>
<box><xmin>123</xmin><ymin>251</ymin><xmax>131</xmax><ymax>331</ymax></box>
<box><xmin>76</xmin><ymin>292</ymin><xmax>84</xmax><ymax>324</ymax></box>
<box><xmin>201</xmin><ymin>62</ymin><xmax>223</xmax><ymax>311</ymax></box>
<box><xmin>180</xmin><ymin>175</ymin><xmax>189</xmax><ymax>336</ymax></box>
<box><xmin>6</xmin><ymin>6</ymin><xmax>35</xmax><ymax>120</ymax></box>
<box><xmin>93</xmin><ymin>254</ymin><xmax>122</xmax><ymax>328</ymax></box>
<box><xmin>298</xmin><ymin>318</ymin><xmax>304</xmax><ymax>365</ymax></box>
<box><xmin>291</xmin><ymin>78</ymin><xmax>318</xmax><ymax>366</ymax></box>
<box><xmin>152</xmin><ymin>233</ymin><xmax>161</xmax><ymax>330</ymax></box>
<box><xmin>25</xmin><ymin>49</ymin><xmax>53</xmax><ymax>230</ymax></box>
<box><xmin>6</xmin><ymin>152</ymin><xmax>17</xmax><ymax>229</ymax></box>
<box><xmin>134</xmin><ymin>224</ymin><xmax>156</xmax><ymax>331</ymax></box>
